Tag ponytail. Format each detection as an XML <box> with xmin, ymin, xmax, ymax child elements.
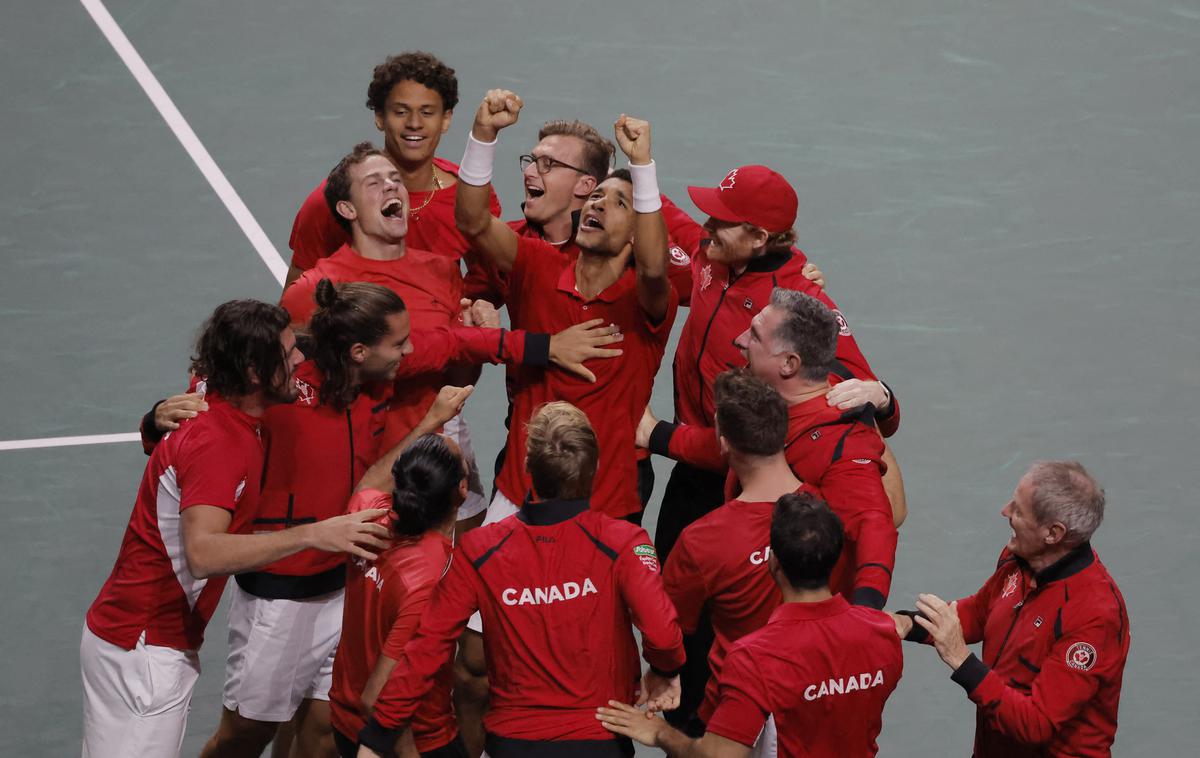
<box><xmin>390</xmin><ymin>435</ymin><xmax>464</xmax><ymax>537</ymax></box>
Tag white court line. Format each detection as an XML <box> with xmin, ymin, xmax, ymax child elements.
<box><xmin>0</xmin><ymin>2</ymin><xmax>291</xmax><ymax>453</ymax></box>
<box><xmin>79</xmin><ymin>0</ymin><xmax>288</xmax><ymax>286</ymax></box>
<box><xmin>0</xmin><ymin>433</ymin><xmax>142</xmax><ymax>452</ymax></box>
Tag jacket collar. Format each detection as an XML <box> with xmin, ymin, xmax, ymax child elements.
<box><xmin>1031</xmin><ymin>541</ymin><xmax>1095</xmax><ymax>585</ymax></box>
<box><xmin>517</xmin><ymin>495</ymin><xmax>590</xmax><ymax>525</ymax></box>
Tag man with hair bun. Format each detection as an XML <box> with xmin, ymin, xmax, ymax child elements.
<box><xmin>599</xmin><ymin>493</ymin><xmax>903</xmax><ymax>757</ymax></box>
<box><xmin>892</xmin><ymin>461</ymin><xmax>1130</xmax><ymax>758</ymax></box>
<box><xmin>82</xmin><ymin>300</ymin><xmax>391</xmax><ymax>758</ymax></box>
<box><xmin>357</xmin><ymin>402</ymin><xmax>685</xmax><ymax>758</ymax></box>
<box><xmin>331</xmin><ymin>434</ymin><xmax>471</xmax><ymax>758</ymax></box>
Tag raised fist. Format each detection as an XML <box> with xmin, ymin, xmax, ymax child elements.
<box><xmin>614</xmin><ymin>114</ymin><xmax>652</xmax><ymax>165</ymax></box>
<box><xmin>473</xmin><ymin>89</ymin><xmax>523</xmax><ymax>141</ymax></box>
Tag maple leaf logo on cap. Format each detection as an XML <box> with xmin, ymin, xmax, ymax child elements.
<box><xmin>719</xmin><ymin>169</ymin><xmax>738</xmax><ymax>191</ymax></box>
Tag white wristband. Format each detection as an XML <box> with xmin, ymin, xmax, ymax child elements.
<box><xmin>458</xmin><ymin>132</ymin><xmax>497</xmax><ymax>187</ymax></box>
<box><xmin>629</xmin><ymin>160</ymin><xmax>662</xmax><ymax>213</ymax></box>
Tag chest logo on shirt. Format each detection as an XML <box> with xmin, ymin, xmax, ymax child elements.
<box><xmin>700</xmin><ymin>264</ymin><xmax>713</xmax><ymax>292</ymax></box>
<box><xmin>295</xmin><ymin>378</ymin><xmax>316</xmax><ymax>406</ymax></box>
<box><xmin>832</xmin><ymin>309</ymin><xmax>853</xmax><ymax>337</ymax></box>
<box><xmin>1065</xmin><ymin>641</ymin><xmax>1098</xmax><ymax>671</ymax></box>
<box><xmin>502</xmin><ymin>578</ymin><xmax>598</xmax><ymax>606</ymax></box>
<box><xmin>1033</xmin><ymin>615</ymin><xmax>1044</xmax><ymax>628</ymax></box>
<box><xmin>743</xmin><ymin>297</ymin><xmax>754</xmax><ymax>310</ymax></box>
<box><xmin>669</xmin><ymin>246</ymin><xmax>690</xmax><ymax>267</ymax></box>
<box><xmin>810</xmin><ymin>430</ymin><xmax>822</xmax><ymax>441</ymax></box>
<box><xmin>804</xmin><ymin>670</ymin><xmax>885</xmax><ymax>701</ymax></box>
<box><xmin>1000</xmin><ymin>571</ymin><xmax>1020</xmax><ymax>599</ymax></box>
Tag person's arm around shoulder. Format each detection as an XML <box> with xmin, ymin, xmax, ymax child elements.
<box><xmin>454</xmin><ymin>90</ymin><xmax>524</xmax><ymax>274</ymax></box>
<box><xmin>614</xmin><ymin>115</ymin><xmax>672</xmax><ymax>324</ymax></box>
<box><xmin>613</xmin><ymin>528</ymin><xmax>685</xmax><ymax>708</ymax></box>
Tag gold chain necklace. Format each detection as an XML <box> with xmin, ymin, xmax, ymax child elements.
<box><xmin>408</xmin><ymin>169</ymin><xmax>443</xmax><ymax>218</ymax></box>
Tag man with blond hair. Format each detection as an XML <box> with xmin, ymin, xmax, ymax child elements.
<box><xmin>357</xmin><ymin>402</ymin><xmax>685</xmax><ymax>758</ymax></box>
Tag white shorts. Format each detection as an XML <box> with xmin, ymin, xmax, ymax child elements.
<box><xmin>80</xmin><ymin>625</ymin><xmax>201</xmax><ymax>758</ymax></box>
<box><xmin>221</xmin><ymin>584</ymin><xmax>343</xmax><ymax>722</ymax></box>
<box><xmin>444</xmin><ymin>413</ymin><xmax>487</xmax><ymax>520</ymax></box>
<box><xmin>467</xmin><ymin>490</ymin><xmax>523</xmax><ymax>632</ymax></box>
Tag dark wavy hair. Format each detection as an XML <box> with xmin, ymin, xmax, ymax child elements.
<box><xmin>770</xmin><ymin>492</ymin><xmax>844</xmax><ymax>590</ymax></box>
<box><xmin>714</xmin><ymin>368</ymin><xmax>788</xmax><ymax>457</ymax></box>
<box><xmin>390</xmin><ymin>435</ymin><xmax>464</xmax><ymax>538</ymax></box>
<box><xmin>189</xmin><ymin>299</ymin><xmax>290</xmax><ymax>398</ymax></box>
<box><xmin>366</xmin><ymin>51</ymin><xmax>458</xmax><ymax>113</ymax></box>
<box><xmin>325</xmin><ymin>141</ymin><xmax>388</xmax><ymax>233</ymax></box>
<box><xmin>308</xmin><ymin>279</ymin><xmax>406</xmax><ymax>410</ymax></box>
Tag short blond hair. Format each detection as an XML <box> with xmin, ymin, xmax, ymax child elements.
<box><xmin>525</xmin><ymin>402</ymin><xmax>597</xmax><ymax>500</ymax></box>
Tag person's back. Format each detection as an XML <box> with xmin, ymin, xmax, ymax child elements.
<box><xmin>465</xmin><ymin>503</ymin><xmax>679</xmax><ymax>741</ymax></box>
<box><xmin>709</xmin><ymin>598</ymin><xmax>901</xmax><ymax>757</ymax></box>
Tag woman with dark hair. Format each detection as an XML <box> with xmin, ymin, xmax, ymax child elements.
<box><xmin>330</xmin><ymin>434</ymin><xmax>470</xmax><ymax>758</ymax></box>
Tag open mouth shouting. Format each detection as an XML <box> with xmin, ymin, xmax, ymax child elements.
<box><xmin>381</xmin><ymin>198</ymin><xmax>405</xmax><ymax>218</ymax></box>
<box><xmin>580</xmin><ymin>211</ymin><xmax>605</xmax><ymax>231</ymax></box>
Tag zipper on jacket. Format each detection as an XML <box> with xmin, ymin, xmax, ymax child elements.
<box><xmin>693</xmin><ymin>272</ymin><xmax>744</xmax><ymax>424</ymax></box>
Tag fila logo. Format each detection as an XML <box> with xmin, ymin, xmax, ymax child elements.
<box><xmin>743</xmin><ymin>297</ymin><xmax>753</xmax><ymax>310</ymax></box>
<box><xmin>810</xmin><ymin>430</ymin><xmax>822</xmax><ymax>441</ymax></box>
<box><xmin>1034</xmin><ymin>616</ymin><xmax>1044</xmax><ymax>628</ymax></box>
<box><xmin>804</xmin><ymin>670</ymin><xmax>886</xmax><ymax>701</ymax></box>
<box><xmin>719</xmin><ymin>169</ymin><xmax>738</xmax><ymax>191</ymax></box>
<box><xmin>502</xmin><ymin>578</ymin><xmax>598</xmax><ymax>606</ymax></box>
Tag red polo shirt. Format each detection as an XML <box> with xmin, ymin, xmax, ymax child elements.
<box><xmin>657</xmin><ymin>395</ymin><xmax>896</xmax><ymax>608</ymax></box>
<box><xmin>706</xmin><ymin>596</ymin><xmax>902</xmax><ymax>758</ymax></box>
<box><xmin>362</xmin><ymin>498</ymin><xmax>684</xmax><ymax>749</ymax></box>
<box><xmin>329</xmin><ymin>489</ymin><xmax>457</xmax><ymax>753</ymax></box>
<box><xmin>87</xmin><ymin>394</ymin><xmax>265</xmax><ymax>650</ymax></box>
<box><xmin>496</xmin><ymin>236</ymin><xmax>678</xmax><ymax>518</ymax></box>
<box><xmin>665</xmin><ymin>496</ymin><xmax>808</xmax><ymax>722</ymax></box>
<box><xmin>287</xmin><ymin>157</ymin><xmax>500</xmax><ymax>273</ymax></box>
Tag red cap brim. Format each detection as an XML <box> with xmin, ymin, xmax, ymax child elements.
<box><xmin>687</xmin><ymin>185</ymin><xmax>743</xmax><ymax>224</ymax></box>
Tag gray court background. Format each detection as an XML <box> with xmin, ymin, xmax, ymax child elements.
<box><xmin>2</xmin><ymin>0</ymin><xmax>1197</xmax><ymax>754</ymax></box>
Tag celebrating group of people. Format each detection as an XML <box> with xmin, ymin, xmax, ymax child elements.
<box><xmin>79</xmin><ymin>51</ymin><xmax>1131</xmax><ymax>758</ymax></box>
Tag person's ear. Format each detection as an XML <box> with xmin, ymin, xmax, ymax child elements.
<box><xmin>573</xmin><ymin>174</ymin><xmax>598</xmax><ymax>199</ymax></box>
<box><xmin>336</xmin><ymin>200</ymin><xmax>358</xmax><ymax>224</ymax></box>
<box><xmin>1045</xmin><ymin>520</ymin><xmax>1069</xmax><ymax>547</ymax></box>
<box><xmin>440</xmin><ymin>110</ymin><xmax>453</xmax><ymax>134</ymax></box>
<box><xmin>349</xmin><ymin>343</ymin><xmax>368</xmax><ymax>365</ymax></box>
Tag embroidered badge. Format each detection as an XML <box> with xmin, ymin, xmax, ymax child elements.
<box><xmin>669</xmin><ymin>246</ymin><xmax>690</xmax><ymax>267</ymax></box>
<box><xmin>719</xmin><ymin>169</ymin><xmax>738</xmax><ymax>191</ymax></box>
<box><xmin>832</xmin><ymin>309</ymin><xmax>852</xmax><ymax>337</ymax></box>
<box><xmin>295</xmin><ymin>378</ymin><xmax>316</xmax><ymax>406</ymax></box>
<box><xmin>1000</xmin><ymin>571</ymin><xmax>1020</xmax><ymax>599</ymax></box>
<box><xmin>700</xmin><ymin>264</ymin><xmax>713</xmax><ymax>292</ymax></box>
<box><xmin>810</xmin><ymin>430</ymin><xmax>822</xmax><ymax>441</ymax></box>
<box><xmin>1033</xmin><ymin>616</ymin><xmax>1044</xmax><ymax>628</ymax></box>
<box><xmin>633</xmin><ymin>544</ymin><xmax>659</xmax><ymax>573</ymax></box>
<box><xmin>1065</xmin><ymin>642</ymin><xmax>1098</xmax><ymax>671</ymax></box>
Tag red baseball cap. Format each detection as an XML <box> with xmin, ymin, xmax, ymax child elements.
<box><xmin>687</xmin><ymin>165</ymin><xmax>798</xmax><ymax>233</ymax></box>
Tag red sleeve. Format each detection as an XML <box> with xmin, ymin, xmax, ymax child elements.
<box><xmin>289</xmin><ymin>183</ymin><xmax>348</xmax><ymax>271</ymax></box>
<box><xmin>393</xmin><ymin>326</ymin><xmax>538</xmax><ymax>381</ymax></box>
<box><xmin>372</xmin><ymin>546</ymin><xmax>480</xmax><ymax>729</ymax></box>
<box><xmin>704</xmin><ymin>645</ymin><xmax>769</xmax><ymax>748</ymax></box>
<box><xmin>818</xmin><ymin>438</ymin><xmax>896</xmax><ymax>608</ymax></box>
<box><xmin>462</xmin><ymin>248</ymin><xmax>509</xmax><ymax>306</ymax></box>
<box><xmin>279</xmin><ymin>271</ymin><xmax>319</xmax><ymax>325</ymax></box>
<box><xmin>380</xmin><ymin>576</ymin><xmax>435</xmax><ymax>661</ymax></box>
<box><xmin>616</xmin><ymin>532</ymin><xmax>686</xmax><ymax>674</ymax></box>
<box><xmin>659</xmin><ymin>194</ymin><xmax>707</xmax><ymax>259</ymax></box>
<box><xmin>662</xmin><ymin>532</ymin><xmax>707</xmax><ymax>635</ymax></box>
<box><xmin>812</xmin><ymin>290</ymin><xmax>900</xmax><ymax>437</ymax></box>
<box><xmin>952</xmin><ymin>613</ymin><xmax>1124</xmax><ymax>746</ymax></box>
<box><xmin>653</xmin><ymin>421</ymin><xmax>725</xmax><ymax>473</ymax></box>
<box><xmin>175</xmin><ymin>430</ymin><xmax>249</xmax><ymax>513</ymax></box>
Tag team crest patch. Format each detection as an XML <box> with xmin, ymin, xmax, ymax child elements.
<box><xmin>295</xmin><ymin>378</ymin><xmax>316</xmax><ymax>406</ymax></box>
<box><xmin>832</xmin><ymin>309</ymin><xmax>852</xmax><ymax>337</ymax></box>
<box><xmin>633</xmin><ymin>544</ymin><xmax>659</xmax><ymax>572</ymax></box>
<box><xmin>1000</xmin><ymin>571</ymin><xmax>1020</xmax><ymax>599</ymax></box>
<box><xmin>719</xmin><ymin>169</ymin><xmax>738</xmax><ymax>191</ymax></box>
<box><xmin>669</xmin><ymin>246</ymin><xmax>690</xmax><ymax>267</ymax></box>
<box><xmin>1065</xmin><ymin>641</ymin><xmax>1098</xmax><ymax>671</ymax></box>
<box><xmin>700</xmin><ymin>264</ymin><xmax>713</xmax><ymax>292</ymax></box>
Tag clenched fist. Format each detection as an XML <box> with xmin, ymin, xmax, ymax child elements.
<box><xmin>614</xmin><ymin>114</ymin><xmax>652</xmax><ymax>166</ymax></box>
<box><xmin>472</xmin><ymin>89</ymin><xmax>523</xmax><ymax>142</ymax></box>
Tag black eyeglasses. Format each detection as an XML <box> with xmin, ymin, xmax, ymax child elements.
<box><xmin>519</xmin><ymin>153</ymin><xmax>587</xmax><ymax>176</ymax></box>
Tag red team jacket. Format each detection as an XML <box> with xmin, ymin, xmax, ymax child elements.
<box><xmin>361</xmin><ymin>498</ymin><xmax>685</xmax><ymax>751</ymax></box>
<box><xmin>89</xmin><ymin>394</ymin><xmax>265</xmax><ymax>650</ymax></box>
<box><xmin>329</xmin><ymin>490</ymin><xmax>457</xmax><ymax>753</ymax></box>
<box><xmin>663</xmin><ymin>497</ymin><xmax>803</xmax><ymax>723</ymax></box>
<box><xmin>659</xmin><ymin>195</ymin><xmax>899</xmax><ymax>439</ymax></box>
<box><xmin>655</xmin><ymin>396</ymin><xmax>897</xmax><ymax>608</ymax></box>
<box><xmin>496</xmin><ymin>236</ymin><xmax>679</xmax><ymax>518</ymax></box>
<box><xmin>908</xmin><ymin>544</ymin><xmax>1130</xmax><ymax>757</ymax></box>
<box><xmin>705</xmin><ymin>596</ymin><xmax>903</xmax><ymax>757</ymax></box>
<box><xmin>287</xmin><ymin>157</ymin><xmax>501</xmax><ymax>286</ymax></box>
